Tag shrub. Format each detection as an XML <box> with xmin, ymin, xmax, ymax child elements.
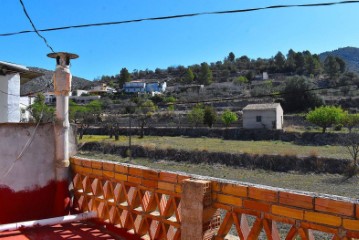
<box><xmin>188</xmin><ymin>104</ymin><xmax>205</xmax><ymax>127</ymax></box>
<box><xmin>306</xmin><ymin>106</ymin><xmax>346</xmax><ymax>133</ymax></box>
<box><xmin>232</xmin><ymin>76</ymin><xmax>248</xmax><ymax>85</ymax></box>
<box><xmin>203</xmin><ymin>106</ymin><xmax>217</xmax><ymax>128</ymax></box>
<box><xmin>344</xmin><ymin>164</ymin><xmax>358</xmax><ymax>179</ymax></box>
<box><xmin>221</xmin><ymin>109</ymin><xmax>238</xmax><ymax>127</ymax></box>
<box><xmin>334</xmin><ymin>124</ymin><xmax>343</xmax><ymax>131</ymax></box>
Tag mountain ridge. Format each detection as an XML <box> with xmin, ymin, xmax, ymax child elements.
<box><xmin>319</xmin><ymin>46</ymin><xmax>359</xmax><ymax>73</ymax></box>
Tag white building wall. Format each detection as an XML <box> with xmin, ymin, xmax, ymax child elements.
<box><xmin>0</xmin><ymin>124</ymin><xmax>56</xmax><ymax>191</ymax></box>
<box><xmin>124</xmin><ymin>82</ymin><xmax>146</xmax><ymax>93</ymax></box>
<box><xmin>0</xmin><ymin>73</ymin><xmax>20</xmax><ymax>123</ymax></box>
<box><xmin>44</xmin><ymin>92</ymin><xmax>56</xmax><ymax>104</ymax></box>
<box><xmin>276</xmin><ymin>106</ymin><xmax>284</xmax><ymax>129</ymax></box>
<box><xmin>160</xmin><ymin>82</ymin><xmax>167</xmax><ymax>92</ymax></box>
<box><xmin>74</xmin><ymin>90</ymin><xmax>89</xmax><ymax>96</ymax></box>
<box><xmin>243</xmin><ymin>109</ymin><xmax>281</xmax><ymax>129</ymax></box>
<box><xmin>146</xmin><ymin>83</ymin><xmax>158</xmax><ymax>92</ymax></box>
<box><xmin>19</xmin><ymin>96</ymin><xmax>35</xmax><ymax>122</ymax></box>
<box><xmin>92</xmin><ymin>84</ymin><xmax>107</xmax><ymax>91</ymax></box>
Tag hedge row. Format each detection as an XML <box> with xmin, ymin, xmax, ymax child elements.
<box><xmin>84</xmin><ymin>127</ymin><xmax>349</xmax><ymax>146</ymax></box>
<box><xmin>79</xmin><ymin>142</ymin><xmax>350</xmax><ymax>174</ymax></box>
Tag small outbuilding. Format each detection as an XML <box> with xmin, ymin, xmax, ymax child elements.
<box><xmin>0</xmin><ymin>61</ymin><xmax>42</xmax><ymax>123</ymax></box>
<box><xmin>242</xmin><ymin>103</ymin><xmax>283</xmax><ymax>129</ymax></box>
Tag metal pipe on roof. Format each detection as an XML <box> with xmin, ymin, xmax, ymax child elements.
<box><xmin>0</xmin><ymin>211</ymin><xmax>97</xmax><ymax>232</ymax></box>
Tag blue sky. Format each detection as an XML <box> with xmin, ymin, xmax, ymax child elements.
<box><xmin>1</xmin><ymin>0</ymin><xmax>359</xmax><ymax>80</ymax></box>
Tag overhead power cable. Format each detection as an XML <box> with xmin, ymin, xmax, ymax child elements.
<box><xmin>18</xmin><ymin>0</ymin><xmax>55</xmax><ymax>52</ymax></box>
<box><xmin>0</xmin><ymin>80</ymin><xmax>53</xmax><ymax>97</ymax></box>
<box><xmin>1</xmin><ymin>0</ymin><xmax>359</xmax><ymax>37</ymax></box>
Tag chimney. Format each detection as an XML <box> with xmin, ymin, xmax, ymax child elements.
<box><xmin>47</xmin><ymin>52</ymin><xmax>78</xmax><ymax>179</ymax></box>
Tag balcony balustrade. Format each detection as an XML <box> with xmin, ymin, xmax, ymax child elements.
<box><xmin>71</xmin><ymin>157</ymin><xmax>359</xmax><ymax>240</ymax></box>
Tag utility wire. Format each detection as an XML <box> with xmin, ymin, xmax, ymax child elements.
<box><xmin>0</xmin><ymin>106</ymin><xmax>44</xmax><ymax>179</ymax></box>
<box><xmin>0</xmin><ymin>81</ymin><xmax>53</xmax><ymax>97</ymax></box>
<box><xmin>0</xmin><ymin>79</ymin><xmax>53</xmax><ymax>97</ymax></box>
<box><xmin>2</xmin><ymin>0</ymin><xmax>359</xmax><ymax>37</ymax></box>
<box><xmin>18</xmin><ymin>0</ymin><xmax>55</xmax><ymax>52</ymax></box>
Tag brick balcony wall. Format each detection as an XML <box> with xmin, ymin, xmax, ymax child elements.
<box><xmin>70</xmin><ymin>157</ymin><xmax>359</xmax><ymax>239</ymax></box>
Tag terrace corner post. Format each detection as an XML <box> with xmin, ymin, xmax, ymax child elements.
<box><xmin>181</xmin><ymin>179</ymin><xmax>220</xmax><ymax>240</ymax></box>
<box><xmin>48</xmin><ymin>52</ymin><xmax>79</xmax><ymax>216</ymax></box>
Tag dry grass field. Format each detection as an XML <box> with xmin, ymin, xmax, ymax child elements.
<box><xmin>77</xmin><ymin>151</ymin><xmax>358</xmax><ymax>198</ymax></box>
<box><xmin>78</xmin><ymin>135</ymin><xmax>351</xmax><ymax>160</ymax></box>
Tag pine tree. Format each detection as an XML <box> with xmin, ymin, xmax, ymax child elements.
<box><xmin>119</xmin><ymin>67</ymin><xmax>131</xmax><ymax>87</ymax></box>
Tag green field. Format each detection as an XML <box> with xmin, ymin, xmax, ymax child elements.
<box><xmin>79</xmin><ymin>135</ymin><xmax>351</xmax><ymax>160</ymax></box>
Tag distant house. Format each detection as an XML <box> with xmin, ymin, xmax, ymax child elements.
<box><xmin>44</xmin><ymin>92</ymin><xmax>56</xmax><ymax>104</ymax></box>
<box><xmin>124</xmin><ymin>80</ymin><xmax>166</xmax><ymax>95</ymax></box>
<box><xmin>70</xmin><ymin>95</ymin><xmax>101</xmax><ymax>104</ymax></box>
<box><xmin>262</xmin><ymin>72</ymin><xmax>269</xmax><ymax>80</ymax></box>
<box><xmin>124</xmin><ymin>81</ymin><xmax>146</xmax><ymax>93</ymax></box>
<box><xmin>254</xmin><ymin>72</ymin><xmax>269</xmax><ymax>81</ymax></box>
<box><xmin>242</xmin><ymin>103</ymin><xmax>283</xmax><ymax>129</ymax></box>
<box><xmin>70</xmin><ymin>89</ymin><xmax>101</xmax><ymax>104</ymax></box>
<box><xmin>88</xmin><ymin>83</ymin><xmax>116</xmax><ymax>95</ymax></box>
<box><xmin>146</xmin><ymin>81</ymin><xmax>167</xmax><ymax>93</ymax></box>
<box><xmin>73</xmin><ymin>89</ymin><xmax>89</xmax><ymax>97</ymax></box>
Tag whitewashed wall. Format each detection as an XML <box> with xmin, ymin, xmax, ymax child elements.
<box><xmin>0</xmin><ymin>73</ymin><xmax>20</xmax><ymax>123</ymax></box>
<box><xmin>243</xmin><ymin>108</ymin><xmax>283</xmax><ymax>129</ymax></box>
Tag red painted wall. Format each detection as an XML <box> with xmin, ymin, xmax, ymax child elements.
<box><xmin>0</xmin><ymin>180</ymin><xmax>70</xmax><ymax>224</ymax></box>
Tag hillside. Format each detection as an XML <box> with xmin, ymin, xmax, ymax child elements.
<box><xmin>319</xmin><ymin>47</ymin><xmax>359</xmax><ymax>73</ymax></box>
<box><xmin>20</xmin><ymin>47</ymin><xmax>359</xmax><ymax>96</ymax></box>
<box><xmin>20</xmin><ymin>67</ymin><xmax>93</xmax><ymax>95</ymax></box>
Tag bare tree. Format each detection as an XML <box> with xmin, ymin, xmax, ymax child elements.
<box><xmin>342</xmin><ymin>133</ymin><xmax>359</xmax><ymax>178</ymax></box>
<box><xmin>103</xmin><ymin>114</ymin><xmax>122</xmax><ymax>140</ymax></box>
<box><xmin>135</xmin><ymin>99</ymin><xmax>157</xmax><ymax>138</ymax></box>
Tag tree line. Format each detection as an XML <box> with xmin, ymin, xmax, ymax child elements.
<box><xmin>96</xmin><ymin>49</ymin><xmax>350</xmax><ymax>88</ymax></box>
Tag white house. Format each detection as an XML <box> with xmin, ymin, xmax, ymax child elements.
<box><xmin>44</xmin><ymin>92</ymin><xmax>56</xmax><ymax>104</ymax></box>
<box><xmin>146</xmin><ymin>81</ymin><xmax>167</xmax><ymax>93</ymax></box>
<box><xmin>73</xmin><ymin>89</ymin><xmax>89</xmax><ymax>96</ymax></box>
<box><xmin>0</xmin><ymin>61</ymin><xmax>42</xmax><ymax>122</ymax></box>
<box><xmin>242</xmin><ymin>103</ymin><xmax>283</xmax><ymax>129</ymax></box>
<box><xmin>123</xmin><ymin>81</ymin><xmax>146</xmax><ymax>93</ymax></box>
<box><xmin>70</xmin><ymin>95</ymin><xmax>101</xmax><ymax>104</ymax></box>
<box><xmin>89</xmin><ymin>83</ymin><xmax>116</xmax><ymax>95</ymax></box>
<box><xmin>124</xmin><ymin>80</ymin><xmax>166</xmax><ymax>94</ymax></box>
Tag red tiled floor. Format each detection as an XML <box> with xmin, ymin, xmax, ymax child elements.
<box><xmin>0</xmin><ymin>221</ymin><xmax>128</xmax><ymax>240</ymax></box>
